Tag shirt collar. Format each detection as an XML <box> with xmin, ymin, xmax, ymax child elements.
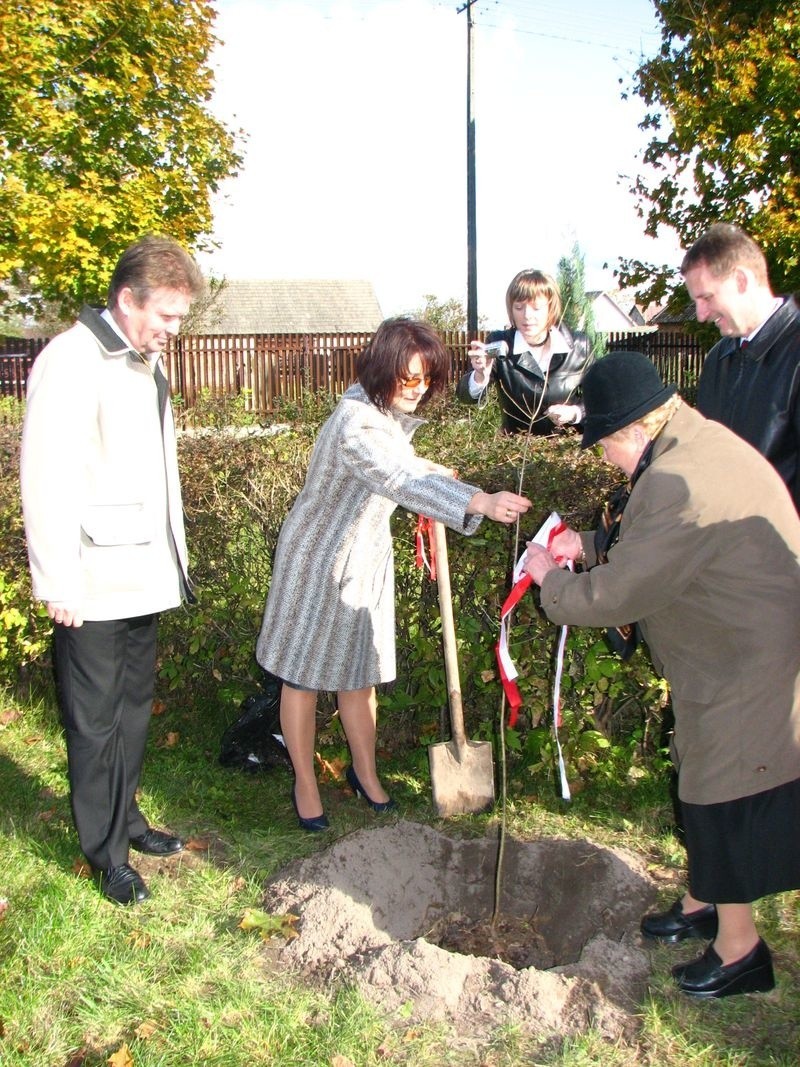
<box><xmin>102</xmin><ymin>308</ymin><xmax>158</xmax><ymax>367</ymax></box>
<box><xmin>512</xmin><ymin>325</ymin><xmax>570</xmax><ymax>356</ymax></box>
<box><xmin>743</xmin><ymin>296</ymin><xmax>784</xmax><ymax>344</ymax></box>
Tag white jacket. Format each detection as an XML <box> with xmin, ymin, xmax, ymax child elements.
<box><xmin>20</xmin><ymin>307</ymin><xmax>190</xmax><ymax>621</ymax></box>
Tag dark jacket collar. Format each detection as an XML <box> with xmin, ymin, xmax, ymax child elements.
<box><xmin>77</xmin><ymin>305</ymin><xmax>137</xmax><ymax>358</ymax></box>
<box><xmin>719</xmin><ymin>295</ymin><xmax>799</xmax><ymax>362</ymax></box>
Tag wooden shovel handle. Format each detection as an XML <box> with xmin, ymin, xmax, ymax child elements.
<box><xmin>433</xmin><ymin>520</ymin><xmax>467</xmax><ymax>750</ymax></box>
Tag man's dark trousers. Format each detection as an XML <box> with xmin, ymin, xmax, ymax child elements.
<box><xmin>54</xmin><ymin>614</ymin><xmax>159</xmax><ymax>869</ymax></box>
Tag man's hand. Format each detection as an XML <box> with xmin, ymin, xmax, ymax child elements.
<box><xmin>548</xmin><ymin>527</ymin><xmax>585</xmax><ymax>563</ymax></box>
<box><xmin>523</xmin><ymin>543</ymin><xmax>562</xmax><ymax>586</ymax></box>
<box><xmin>46</xmin><ymin>602</ymin><xmax>84</xmax><ymax>627</ymax></box>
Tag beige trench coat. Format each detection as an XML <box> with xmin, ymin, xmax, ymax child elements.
<box><xmin>540</xmin><ymin>403</ymin><xmax>800</xmax><ymax>805</ymax></box>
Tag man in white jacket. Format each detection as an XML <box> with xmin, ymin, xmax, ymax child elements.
<box><xmin>20</xmin><ymin>236</ymin><xmax>204</xmax><ymax>904</ymax></box>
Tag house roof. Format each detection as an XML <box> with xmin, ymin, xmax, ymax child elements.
<box><xmin>192</xmin><ymin>279</ymin><xmax>384</xmax><ymax>334</ymax></box>
<box><xmin>609</xmin><ymin>285</ymin><xmax>663</xmax><ymax>324</ymax></box>
<box><xmin>649</xmin><ymin>301</ymin><xmax>696</xmax><ymax>325</ymax></box>
<box><xmin>585</xmin><ymin>290</ymin><xmax>654</xmax><ymax>332</ymax></box>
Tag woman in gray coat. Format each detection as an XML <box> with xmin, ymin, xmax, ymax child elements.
<box><xmin>256</xmin><ymin>318</ymin><xmax>531</xmax><ymax>831</ymax></box>
<box><xmin>524</xmin><ymin>351</ymin><xmax>800</xmax><ymax>1000</ymax></box>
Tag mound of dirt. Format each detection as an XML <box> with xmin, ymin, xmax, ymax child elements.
<box><xmin>263</xmin><ymin>819</ymin><xmax>659</xmax><ymax>1043</ymax></box>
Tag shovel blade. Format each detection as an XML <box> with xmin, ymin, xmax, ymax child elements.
<box><xmin>428</xmin><ymin>739</ymin><xmax>495</xmax><ymax>817</ymax></box>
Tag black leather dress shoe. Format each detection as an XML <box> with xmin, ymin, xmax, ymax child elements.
<box><xmin>129</xmin><ymin>828</ymin><xmax>185</xmax><ymax>855</ymax></box>
<box><xmin>672</xmin><ymin>938</ymin><xmax>775</xmax><ymax>998</ymax></box>
<box><xmin>640</xmin><ymin>899</ymin><xmax>718</xmax><ymax>943</ymax></box>
<box><xmin>98</xmin><ymin>864</ymin><xmax>150</xmax><ymax>905</ymax></box>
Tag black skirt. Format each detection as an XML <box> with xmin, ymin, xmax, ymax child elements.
<box><xmin>682</xmin><ymin>776</ymin><xmax>800</xmax><ymax>903</ymax></box>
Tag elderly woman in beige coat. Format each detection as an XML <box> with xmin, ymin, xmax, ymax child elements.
<box><xmin>524</xmin><ymin>351</ymin><xmax>800</xmax><ymax>999</ymax></box>
<box><xmin>257</xmin><ymin>318</ymin><xmax>531</xmax><ymax>832</ymax></box>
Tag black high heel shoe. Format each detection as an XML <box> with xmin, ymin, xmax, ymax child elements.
<box><xmin>346</xmin><ymin>766</ymin><xmax>396</xmax><ymax>813</ymax></box>
<box><xmin>291</xmin><ymin>787</ymin><xmax>329</xmax><ymax>832</ymax></box>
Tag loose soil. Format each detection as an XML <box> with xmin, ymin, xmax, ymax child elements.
<box><xmin>263</xmin><ymin>818</ymin><xmax>660</xmax><ymax>1045</ymax></box>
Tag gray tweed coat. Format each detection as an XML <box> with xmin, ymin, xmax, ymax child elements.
<box><xmin>256</xmin><ymin>384</ymin><xmax>483</xmax><ymax>691</ymax></box>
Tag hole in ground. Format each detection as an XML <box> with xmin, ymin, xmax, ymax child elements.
<box><xmin>265</xmin><ymin>818</ymin><xmax>659</xmax><ymax>1044</ymax></box>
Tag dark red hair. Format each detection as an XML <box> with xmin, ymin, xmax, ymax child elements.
<box><xmin>356</xmin><ymin>317</ymin><xmax>450</xmax><ymax>412</ymax></box>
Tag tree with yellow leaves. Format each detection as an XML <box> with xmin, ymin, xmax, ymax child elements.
<box><xmin>0</xmin><ymin>0</ymin><xmax>242</xmax><ymax>318</ymax></box>
<box><xmin>620</xmin><ymin>0</ymin><xmax>799</xmax><ymax>301</ymax></box>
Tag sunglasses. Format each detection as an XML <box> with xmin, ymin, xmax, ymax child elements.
<box><xmin>400</xmin><ymin>374</ymin><xmax>432</xmax><ymax>389</ymax></box>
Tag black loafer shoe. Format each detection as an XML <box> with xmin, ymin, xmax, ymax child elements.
<box><xmin>129</xmin><ymin>828</ymin><xmax>185</xmax><ymax>855</ymax></box>
<box><xmin>672</xmin><ymin>938</ymin><xmax>775</xmax><ymax>998</ymax></box>
<box><xmin>641</xmin><ymin>899</ymin><xmax>718</xmax><ymax>943</ymax></box>
<box><xmin>98</xmin><ymin>863</ymin><xmax>150</xmax><ymax>905</ymax></box>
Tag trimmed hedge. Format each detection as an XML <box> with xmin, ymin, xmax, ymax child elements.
<box><xmin>0</xmin><ymin>393</ymin><xmax>668</xmax><ymax>790</ymax></box>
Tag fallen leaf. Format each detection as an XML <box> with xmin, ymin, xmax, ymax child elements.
<box><xmin>151</xmin><ymin>699</ymin><xmax>167</xmax><ymax>716</ymax></box>
<box><xmin>315</xmin><ymin>754</ymin><xmax>343</xmax><ymax>782</ymax></box>
<box><xmin>0</xmin><ymin>898</ymin><xmax>8</xmax><ymax>921</ymax></box>
<box><xmin>184</xmin><ymin>836</ymin><xmax>211</xmax><ymax>852</ymax></box>
<box><xmin>161</xmin><ymin>732</ymin><xmax>179</xmax><ymax>748</ymax></box>
<box><xmin>133</xmin><ymin>1019</ymin><xmax>159</xmax><ymax>1040</ymax></box>
<box><xmin>37</xmin><ymin>807</ymin><xmax>58</xmax><ymax>822</ymax></box>
<box><xmin>107</xmin><ymin>1043</ymin><xmax>134</xmax><ymax>1067</ymax></box>
<box><xmin>0</xmin><ymin>708</ymin><xmax>20</xmax><ymax>727</ymax></box>
<box><xmin>480</xmin><ymin>669</ymin><xmax>496</xmax><ymax>683</ymax></box>
<box><xmin>238</xmin><ymin>908</ymin><xmax>299</xmax><ymax>941</ymax></box>
<box><xmin>63</xmin><ymin>1048</ymin><xmax>87</xmax><ymax>1066</ymax></box>
<box><xmin>73</xmin><ymin>859</ymin><xmax>92</xmax><ymax>879</ymax></box>
<box><xmin>212</xmin><ymin>668</ymin><xmax>223</xmax><ymax>682</ymax></box>
<box><xmin>23</xmin><ymin>735</ymin><xmax>44</xmax><ymax>745</ymax></box>
<box><xmin>126</xmin><ymin>929</ymin><xmax>151</xmax><ymax>950</ymax></box>
<box><xmin>330</xmin><ymin>1057</ymin><xmax>356</xmax><ymax>1067</ymax></box>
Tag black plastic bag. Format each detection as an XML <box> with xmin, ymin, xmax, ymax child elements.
<box><xmin>219</xmin><ymin>671</ymin><xmax>292</xmax><ymax>773</ymax></box>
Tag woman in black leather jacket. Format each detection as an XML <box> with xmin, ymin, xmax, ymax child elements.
<box><xmin>456</xmin><ymin>268</ymin><xmax>594</xmax><ymax>435</ymax></box>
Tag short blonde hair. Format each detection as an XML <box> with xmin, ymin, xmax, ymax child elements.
<box><xmin>505</xmin><ymin>269</ymin><xmax>561</xmax><ymax>328</ymax></box>
<box><xmin>609</xmin><ymin>394</ymin><xmax>683</xmax><ymax>444</ymax></box>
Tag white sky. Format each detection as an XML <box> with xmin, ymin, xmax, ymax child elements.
<box><xmin>200</xmin><ymin>0</ymin><xmax>682</xmax><ymax>326</ymax></box>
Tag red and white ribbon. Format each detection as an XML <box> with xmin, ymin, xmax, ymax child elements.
<box><xmin>495</xmin><ymin>511</ymin><xmax>572</xmax><ymax>801</ymax></box>
<box><xmin>415</xmin><ymin>514</ymin><xmax>436</xmax><ymax>580</ymax></box>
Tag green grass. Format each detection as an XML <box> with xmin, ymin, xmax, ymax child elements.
<box><xmin>2</xmin><ymin>686</ymin><xmax>799</xmax><ymax>1066</ymax></box>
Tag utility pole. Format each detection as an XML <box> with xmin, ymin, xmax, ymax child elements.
<box><xmin>458</xmin><ymin>0</ymin><xmax>478</xmax><ymax>334</ymax></box>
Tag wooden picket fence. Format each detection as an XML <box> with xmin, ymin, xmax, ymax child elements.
<box><xmin>605</xmin><ymin>330</ymin><xmax>706</xmax><ymax>398</ymax></box>
<box><xmin>2</xmin><ymin>328</ymin><xmax>707</xmax><ymax>415</ymax></box>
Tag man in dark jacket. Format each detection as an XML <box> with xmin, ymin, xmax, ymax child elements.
<box><xmin>682</xmin><ymin>223</ymin><xmax>800</xmax><ymax>511</ymax></box>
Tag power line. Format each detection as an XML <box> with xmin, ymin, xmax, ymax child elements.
<box><xmin>463</xmin><ymin>0</ymin><xmax>661</xmax><ymax>55</ymax></box>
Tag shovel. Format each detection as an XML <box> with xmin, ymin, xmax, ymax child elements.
<box><xmin>428</xmin><ymin>520</ymin><xmax>495</xmax><ymax>816</ymax></box>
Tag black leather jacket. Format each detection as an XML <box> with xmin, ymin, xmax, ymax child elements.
<box><xmin>455</xmin><ymin>325</ymin><xmax>594</xmax><ymax>435</ymax></box>
<box><xmin>697</xmin><ymin>295</ymin><xmax>800</xmax><ymax>512</ymax></box>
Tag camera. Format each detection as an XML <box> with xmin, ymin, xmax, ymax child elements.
<box><xmin>484</xmin><ymin>340</ymin><xmax>509</xmax><ymax>359</ymax></box>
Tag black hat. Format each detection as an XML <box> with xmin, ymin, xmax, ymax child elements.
<box><xmin>581</xmin><ymin>351</ymin><xmax>677</xmax><ymax>448</ymax></box>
